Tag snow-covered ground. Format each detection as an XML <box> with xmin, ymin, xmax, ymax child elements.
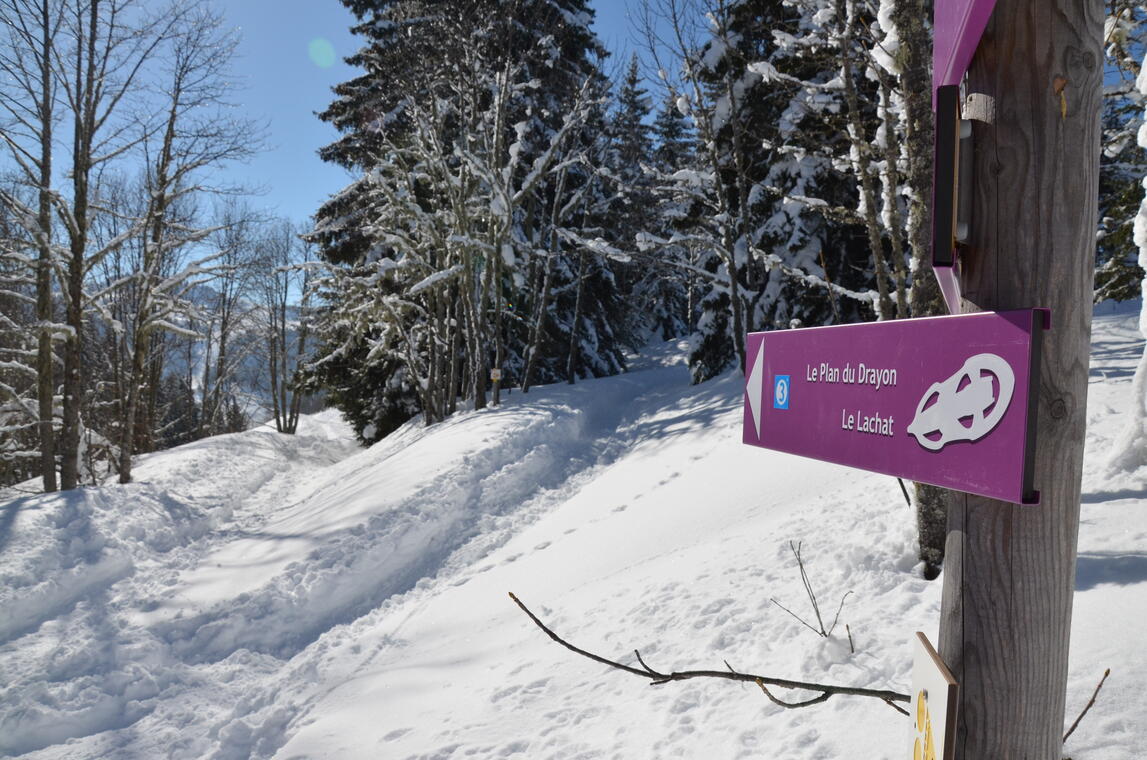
<box><xmin>1</xmin><ymin>302</ymin><xmax>1144</xmax><ymax>759</ymax></box>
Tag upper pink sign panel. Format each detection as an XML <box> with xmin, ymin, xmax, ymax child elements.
<box><xmin>933</xmin><ymin>0</ymin><xmax>998</xmax><ymax>90</ymax></box>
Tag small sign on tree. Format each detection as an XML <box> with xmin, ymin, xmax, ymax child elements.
<box><xmin>909</xmin><ymin>632</ymin><xmax>958</xmax><ymax>760</ymax></box>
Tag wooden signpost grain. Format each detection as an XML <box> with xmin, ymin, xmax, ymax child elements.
<box><xmin>935</xmin><ymin>0</ymin><xmax>1102</xmax><ymax>757</ymax></box>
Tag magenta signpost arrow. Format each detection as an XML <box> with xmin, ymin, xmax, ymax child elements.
<box><xmin>742</xmin><ymin>309</ymin><xmax>1047</xmax><ymax>504</ymax></box>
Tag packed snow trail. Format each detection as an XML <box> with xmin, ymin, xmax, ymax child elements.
<box><xmin>0</xmin><ymin>412</ymin><xmax>360</xmax><ymax>756</ymax></box>
<box><xmin>1</xmin><ymin>305</ymin><xmax>1145</xmax><ymax>759</ymax></box>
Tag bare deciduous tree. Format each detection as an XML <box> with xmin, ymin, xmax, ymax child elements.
<box><xmin>257</xmin><ymin>219</ymin><xmax>312</xmax><ymax>435</ymax></box>
<box><xmin>113</xmin><ymin>5</ymin><xmax>256</xmax><ymax>482</ymax></box>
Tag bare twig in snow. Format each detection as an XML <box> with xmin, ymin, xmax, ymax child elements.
<box><xmin>771</xmin><ymin>541</ymin><xmax>853</xmax><ymax>638</ymax></box>
<box><xmin>508</xmin><ymin>592</ymin><xmax>909</xmax><ymax>712</ymax></box>
<box><xmin>1063</xmin><ymin>668</ymin><xmax>1111</xmax><ymax>744</ymax></box>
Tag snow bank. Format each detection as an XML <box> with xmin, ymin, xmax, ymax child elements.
<box><xmin>1</xmin><ymin>312</ymin><xmax>1144</xmax><ymax>759</ymax></box>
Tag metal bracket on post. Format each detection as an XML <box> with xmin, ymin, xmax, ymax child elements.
<box><xmin>955</xmin><ymin>118</ymin><xmax>973</xmax><ymax>245</ymax></box>
<box><xmin>931</xmin><ymin>85</ymin><xmax>964</xmax><ymax>313</ymax></box>
<box><xmin>931</xmin><ymin>0</ymin><xmax>997</xmax><ymax>315</ymax></box>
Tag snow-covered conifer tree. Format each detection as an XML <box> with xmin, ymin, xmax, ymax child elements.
<box><xmin>643</xmin><ymin>0</ymin><xmax>877</xmax><ymax>381</ymax></box>
<box><xmin>605</xmin><ymin>55</ymin><xmax>689</xmax><ymax>343</ymax></box>
<box><xmin>1095</xmin><ymin>4</ymin><xmax>1147</xmax><ymax>303</ymax></box>
<box><xmin>1110</xmin><ymin>8</ymin><xmax>1147</xmax><ymax>472</ymax></box>
<box><xmin>307</xmin><ymin>0</ymin><xmax>627</xmax><ymax>440</ymax></box>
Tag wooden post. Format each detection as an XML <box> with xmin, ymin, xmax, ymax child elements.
<box><xmin>937</xmin><ymin>1</ymin><xmax>1102</xmax><ymax>757</ymax></box>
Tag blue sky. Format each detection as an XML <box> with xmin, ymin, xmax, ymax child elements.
<box><xmin>224</xmin><ymin>0</ymin><xmax>644</xmax><ymax>226</ymax></box>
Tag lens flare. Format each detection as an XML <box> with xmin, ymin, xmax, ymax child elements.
<box><xmin>308</xmin><ymin>38</ymin><xmax>336</xmax><ymax>68</ymax></box>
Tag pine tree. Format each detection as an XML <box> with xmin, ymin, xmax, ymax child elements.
<box><xmin>601</xmin><ymin>55</ymin><xmax>687</xmax><ymax>343</ymax></box>
<box><xmin>651</xmin><ymin>89</ymin><xmax>694</xmax><ymax>172</ymax></box>
<box><xmin>1095</xmin><ymin>29</ymin><xmax>1147</xmax><ymax>303</ymax></box>
<box><xmin>307</xmin><ymin>0</ymin><xmax>628</xmax><ymax>441</ymax></box>
<box><xmin>1104</xmin><ymin>0</ymin><xmax>1147</xmax><ymax>474</ymax></box>
<box><xmin>614</xmin><ymin>55</ymin><xmax>654</xmax><ymax>184</ymax></box>
<box><xmin>646</xmin><ymin>0</ymin><xmax>876</xmax><ymax>381</ymax></box>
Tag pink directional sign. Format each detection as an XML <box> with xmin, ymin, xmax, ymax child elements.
<box><xmin>742</xmin><ymin>310</ymin><xmax>1047</xmax><ymax>505</ymax></box>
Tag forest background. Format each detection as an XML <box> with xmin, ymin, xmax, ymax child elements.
<box><xmin>2</xmin><ymin>0</ymin><xmax>1146</xmax><ymax>514</ymax></box>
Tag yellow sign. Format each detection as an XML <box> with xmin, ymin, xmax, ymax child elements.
<box><xmin>909</xmin><ymin>633</ymin><xmax>958</xmax><ymax>760</ymax></box>
<box><xmin>914</xmin><ymin>687</ymin><xmax>937</xmax><ymax>760</ymax></box>
<box><xmin>491</xmin><ymin>368</ymin><xmax>502</xmax><ymax>382</ymax></box>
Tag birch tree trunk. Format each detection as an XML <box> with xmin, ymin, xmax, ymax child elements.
<box><xmin>839</xmin><ymin>0</ymin><xmax>894</xmax><ymax>321</ymax></box>
<box><xmin>892</xmin><ymin>0</ymin><xmax>944</xmax><ymax>319</ymax></box>
<box><xmin>884</xmin><ymin>0</ymin><xmax>951</xmax><ymax>576</ymax></box>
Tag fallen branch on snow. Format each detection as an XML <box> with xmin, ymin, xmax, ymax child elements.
<box><xmin>508</xmin><ymin>592</ymin><xmax>909</xmax><ymax>714</ymax></box>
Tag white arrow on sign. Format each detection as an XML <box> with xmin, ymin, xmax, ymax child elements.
<box><xmin>746</xmin><ymin>340</ymin><xmax>765</xmax><ymax>438</ymax></box>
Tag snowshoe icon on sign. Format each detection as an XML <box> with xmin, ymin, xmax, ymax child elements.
<box><xmin>907</xmin><ymin>353</ymin><xmax>1015</xmax><ymax>452</ymax></box>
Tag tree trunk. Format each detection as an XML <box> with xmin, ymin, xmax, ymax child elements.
<box><xmin>937</xmin><ymin>2</ymin><xmax>1101</xmax><ymax>758</ymax></box>
<box><xmin>269</xmin><ymin>322</ymin><xmax>283</xmax><ymax>432</ymax></box>
<box><xmin>878</xmin><ymin>76</ymin><xmax>909</xmax><ymax>318</ymax></box>
<box><xmin>121</xmin><ymin>93</ymin><xmax>178</xmax><ymax>483</ymax></box>
<box><xmin>431</xmin><ymin>289</ymin><xmax>446</xmax><ymax>421</ymax></box>
<box><xmin>144</xmin><ymin>332</ymin><xmax>164</xmax><ymax>451</ymax></box>
<box><xmin>286</xmin><ymin>280</ymin><xmax>309</xmax><ymax>435</ymax></box>
<box><xmin>59</xmin><ymin>182</ymin><xmax>87</xmax><ymax>488</ymax></box>
<box><xmin>211</xmin><ymin>337</ymin><xmax>225</xmax><ymax>433</ymax></box>
<box><xmin>565</xmin><ymin>250</ymin><xmax>587</xmax><ymax>384</ymax></box>
<box><xmin>492</xmin><ymin>248</ymin><xmax>504</xmax><ymax>406</ymax></box>
<box><xmin>445</xmin><ymin>295</ymin><xmax>459</xmax><ymax>416</ymax></box>
<box><xmin>59</xmin><ymin>0</ymin><xmax>103</xmax><ymax>490</ymax></box>
<box><xmin>890</xmin><ymin>0</ymin><xmax>951</xmax><ymax>575</ymax></box>
<box><xmin>59</xmin><ymin>224</ymin><xmax>85</xmax><ymax>490</ymax></box>
<box><xmin>33</xmin><ymin>0</ymin><xmax>57</xmax><ymax>493</ymax></box>
<box><xmin>839</xmin><ymin>0</ymin><xmax>894</xmax><ymax>321</ymax></box>
<box><xmin>118</xmin><ymin>331</ymin><xmax>148</xmax><ymax>483</ymax></box>
<box><xmin>894</xmin><ymin>0</ymin><xmax>945</xmax><ymax>320</ymax></box>
<box><xmin>199</xmin><ymin>318</ymin><xmax>214</xmax><ymax>438</ymax></box>
<box><xmin>915</xmin><ymin>482</ymin><xmax>947</xmax><ymax>579</ymax></box>
<box><xmin>459</xmin><ymin>249</ymin><xmax>485</xmax><ymax>411</ymax></box>
<box><xmin>521</xmin><ymin>167</ymin><xmax>568</xmax><ymax>394</ymax></box>
<box><xmin>520</xmin><ymin>250</ymin><xmax>553</xmax><ymax>394</ymax></box>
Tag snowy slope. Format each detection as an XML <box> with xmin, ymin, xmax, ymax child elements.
<box><xmin>1</xmin><ymin>303</ymin><xmax>1145</xmax><ymax>759</ymax></box>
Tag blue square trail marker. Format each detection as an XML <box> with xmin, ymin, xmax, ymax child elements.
<box><xmin>772</xmin><ymin>375</ymin><xmax>791</xmax><ymax>410</ymax></box>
